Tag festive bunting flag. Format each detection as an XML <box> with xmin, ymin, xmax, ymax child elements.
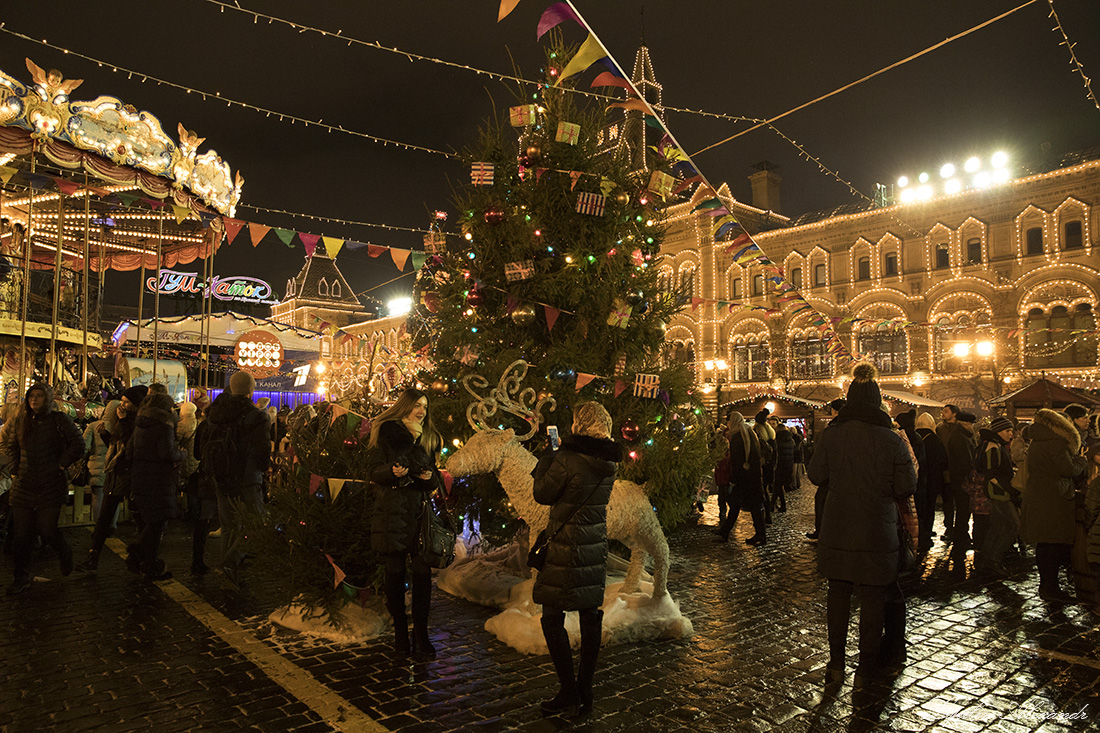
<box><xmin>692</xmin><ymin>198</ymin><xmax>723</xmax><ymax>212</ymax></box>
<box><xmin>509</xmin><ymin>104</ymin><xmax>537</xmax><ymax>126</ymax></box>
<box><xmin>273</xmin><ymin>228</ymin><xmax>296</xmax><ymax>247</ymax></box>
<box><xmin>575</xmin><ymin>373</ymin><xmax>596</xmax><ymax>391</ymax></box>
<box><xmin>569</xmin><ymin>171</ymin><xmax>583</xmax><ymax>191</ymax></box>
<box><xmin>171</xmin><ymin>205</ymin><xmax>191</xmax><ymax>224</ymax></box>
<box><xmin>0</xmin><ymin>166</ymin><xmax>16</xmax><ymax>184</ymax></box>
<box><xmin>590</xmin><ymin>71</ymin><xmax>633</xmax><ymax>92</ymax></box>
<box><xmin>633</xmin><ymin>374</ymin><xmax>660</xmax><ymax>399</ymax></box>
<box><xmin>367</xmin><ymin>244</ymin><xmax>386</xmax><ymax>258</ymax></box>
<box><xmin>537</xmin><ymin>2</ymin><xmax>582</xmax><ymax>39</ymax></box>
<box><xmin>614</xmin><ymin>380</ymin><xmax>628</xmax><ymax>398</ymax></box>
<box><xmin>544</xmin><ymin>305</ymin><xmax>561</xmax><ymax>331</ymax></box>
<box><xmin>556</xmin><ymin>121</ymin><xmax>581</xmax><ymax>145</ymax></box>
<box><xmin>248</xmin><ymin>223</ymin><xmax>270</xmax><ymax>247</ymax></box>
<box><xmin>323</xmin><ymin>236</ymin><xmax>344</xmax><ymax>260</ymax></box>
<box><xmin>329</xmin><ymin>403</ymin><xmax>348</xmax><ymax>424</ymax></box>
<box><xmin>325</xmin><ymin>553</ymin><xmax>346</xmax><ymax>589</ymax></box>
<box><xmin>410</xmin><ymin>252</ymin><xmax>428</xmax><ymax>271</ymax></box>
<box><xmin>505</xmin><ymin>293</ymin><xmax>519</xmax><ymax>315</ymax></box>
<box><xmin>223</xmin><ymin>218</ymin><xmax>245</xmax><ymax>244</ymax></box>
<box><xmin>607</xmin><ymin>98</ymin><xmax>651</xmax><ymax>113</ymax></box>
<box><xmin>309</xmin><ymin>473</ymin><xmax>323</xmax><ymax>493</ymax></box>
<box><xmin>23</xmin><ymin>172</ymin><xmax>53</xmax><ymax>189</ymax></box>
<box><xmin>725</xmin><ymin>233</ymin><xmax>752</xmax><ymax>253</ymax></box>
<box><xmin>471</xmin><ymin>162</ymin><xmax>494</xmax><ymax>186</ymax></box>
<box><xmin>144</xmin><ymin>198</ymin><xmax>166</xmax><ymax>211</ymax></box>
<box><xmin>576</xmin><ymin>192</ymin><xmax>606</xmax><ymax>216</ymax></box>
<box><xmin>498</xmin><ymin>0</ymin><xmax>521</xmax><ymax>22</ymax></box>
<box><xmin>691</xmin><ymin>297</ymin><xmax>704</xmax><ymax>310</ymax></box>
<box><xmin>390</xmin><ymin>248</ymin><xmax>410</xmax><ymax>270</ymax></box>
<box><xmin>299</xmin><ymin>232</ymin><xmax>320</xmax><ymax>257</ymax></box>
<box><xmin>557</xmin><ymin>33</ymin><xmax>605</xmax><ymax>84</ymax></box>
<box><xmin>329</xmin><ymin>479</ymin><xmax>348</xmax><ymax>502</ymax></box>
<box><xmin>54</xmin><ymin>178</ymin><xmax>81</xmax><ymax>196</ymax></box>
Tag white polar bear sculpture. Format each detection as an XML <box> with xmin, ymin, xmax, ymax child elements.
<box><xmin>444</xmin><ymin>428</ymin><xmax>670</xmax><ymax>599</ymax></box>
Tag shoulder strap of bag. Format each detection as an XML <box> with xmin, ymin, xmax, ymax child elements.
<box><xmin>537</xmin><ymin>480</ymin><xmax>606</xmax><ymax>548</ymax></box>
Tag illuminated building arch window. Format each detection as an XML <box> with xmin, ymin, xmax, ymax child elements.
<box><xmin>666</xmin><ymin>339</ymin><xmax>697</xmax><ymax>378</ymax></box>
<box><xmin>318</xmin><ymin>278</ymin><xmax>329</xmax><ymax>297</ymax></box>
<box><xmin>932</xmin><ymin>311</ymin><xmax>992</xmax><ymax>372</ymax></box>
<box><xmin>790</xmin><ymin>267</ymin><xmax>802</xmax><ymax>290</ymax></box>
<box><xmin>658</xmin><ymin>267</ymin><xmax>673</xmax><ymax>294</ymax></box>
<box><xmin>934</xmin><ymin>242</ymin><xmax>950</xmax><ymax>269</ymax></box>
<box><xmin>857</xmin><ymin>321</ymin><xmax>908</xmax><ymax>375</ymax></box>
<box><xmin>730</xmin><ymin>275</ymin><xmax>742</xmax><ymax>299</ymax></box>
<box><xmin>857</xmin><ymin>256</ymin><xmax>870</xmax><ymax>281</ymax></box>
<box><xmin>966</xmin><ymin>238</ymin><xmax>982</xmax><ymax>265</ymax></box>
<box><xmin>813</xmin><ymin>263</ymin><xmax>827</xmax><ymax>287</ymax></box>
<box><xmin>678</xmin><ymin>265</ymin><xmax>696</xmax><ymax>299</ymax></box>
<box><xmin>331</xmin><ymin>280</ymin><xmax>342</xmax><ymax>298</ymax></box>
<box><xmin>731</xmin><ymin>331</ymin><xmax>770</xmax><ymax>382</ymax></box>
<box><xmin>789</xmin><ymin>327</ymin><xmax>831</xmax><ymax>379</ymax></box>
<box><xmin>752</xmin><ymin>273</ymin><xmax>765</xmax><ymax>297</ymax></box>
<box><xmin>1064</xmin><ymin>220</ymin><xmax>1084</xmax><ymax>250</ymax></box>
<box><xmin>1025</xmin><ymin>227</ymin><xmax>1044</xmax><ymax>256</ymax></box>
<box><xmin>883</xmin><ymin>252</ymin><xmax>898</xmax><ymax>276</ymax></box>
<box><xmin>1025</xmin><ymin>303</ymin><xmax>1096</xmax><ymax>368</ymax></box>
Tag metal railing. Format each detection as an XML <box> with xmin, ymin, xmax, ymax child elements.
<box><xmin>0</xmin><ymin>260</ymin><xmax>100</xmax><ymax>332</ymax></box>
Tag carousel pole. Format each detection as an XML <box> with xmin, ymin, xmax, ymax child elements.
<box><xmin>18</xmin><ymin>142</ymin><xmax>34</xmax><ymax>395</ymax></box>
<box><xmin>49</xmin><ymin>192</ymin><xmax>65</xmax><ymax>389</ymax></box>
<box><xmin>136</xmin><ymin>237</ymin><xmax>146</xmax><ymax>359</ymax></box>
<box><xmin>81</xmin><ymin>173</ymin><xmax>90</xmax><ymax>390</ymax></box>
<box><xmin>153</xmin><ymin>214</ymin><xmax>162</xmax><ymax>382</ymax></box>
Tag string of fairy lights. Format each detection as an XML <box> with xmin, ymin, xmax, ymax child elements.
<box><xmin>1046</xmin><ymin>0</ymin><xmax>1100</xmax><ymax>114</ymax></box>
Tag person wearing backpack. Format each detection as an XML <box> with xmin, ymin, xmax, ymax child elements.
<box><xmin>0</xmin><ymin>383</ymin><xmax>84</xmax><ymax>595</ymax></box>
<box><xmin>199</xmin><ymin>371</ymin><xmax>271</xmax><ymax>588</ymax></box>
<box><xmin>974</xmin><ymin>417</ymin><xmax>1019</xmax><ymax>578</ymax></box>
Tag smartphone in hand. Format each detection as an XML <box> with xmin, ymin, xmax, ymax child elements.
<box><xmin>547</xmin><ymin>425</ymin><xmax>560</xmax><ymax>451</ymax></box>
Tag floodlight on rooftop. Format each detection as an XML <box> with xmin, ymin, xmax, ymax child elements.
<box><xmin>965</xmin><ymin>156</ymin><xmax>981</xmax><ymax>173</ymax></box>
<box><xmin>940</xmin><ymin>163</ymin><xmax>955</xmax><ymax>178</ymax></box>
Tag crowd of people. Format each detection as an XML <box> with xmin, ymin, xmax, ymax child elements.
<box><xmin>710</xmin><ymin>362</ymin><xmax>1100</xmax><ymax>685</ymax></box>
<box><xmin>1</xmin><ymin>371</ymin><xmax>273</xmax><ymax>594</ymax></box>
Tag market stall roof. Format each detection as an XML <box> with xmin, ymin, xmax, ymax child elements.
<box><xmin>880</xmin><ymin>390</ymin><xmax>945</xmax><ymax>408</ymax></box>
<box><xmin>721</xmin><ymin>392</ymin><xmax>827</xmax><ymax>410</ymax></box>
<box><xmin>987</xmin><ymin>378</ymin><xmax>1100</xmax><ymax>408</ymax></box>
<box><xmin>116</xmin><ymin>312</ymin><xmax>322</xmax><ymax>352</ymax></box>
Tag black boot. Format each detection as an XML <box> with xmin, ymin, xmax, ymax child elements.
<box><xmin>411</xmin><ymin>573</ymin><xmax>435</xmax><ymax>658</ymax></box>
<box><xmin>191</xmin><ymin>519</ymin><xmax>210</xmax><ymax>575</ymax></box>
<box><xmin>384</xmin><ymin>571</ymin><xmax>410</xmax><ymax>655</ymax></box>
<box><xmin>878</xmin><ymin>591</ymin><xmax>906</xmax><ymax>674</ymax></box>
<box><xmin>76</xmin><ymin>549</ymin><xmax>99</xmax><ymax>573</ymax></box>
<box><xmin>540</xmin><ymin>612</ymin><xmax>579</xmax><ymax>716</ymax></box>
<box><xmin>576</xmin><ymin>609</ymin><xmax>603</xmax><ymax>715</ymax></box>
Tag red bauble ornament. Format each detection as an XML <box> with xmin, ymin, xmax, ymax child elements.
<box><xmin>620</xmin><ymin>419</ymin><xmax>640</xmax><ymax>442</ymax></box>
<box><xmin>466</xmin><ymin>290</ymin><xmax>485</xmax><ymax>307</ymax></box>
<box><xmin>422</xmin><ymin>291</ymin><xmax>441</xmax><ymax>314</ymax></box>
<box><xmin>344</xmin><ymin>436</ymin><xmax>359</xmax><ymax>449</ymax></box>
<box><xmin>483</xmin><ymin>206</ymin><xmax>505</xmax><ymax>225</ymax></box>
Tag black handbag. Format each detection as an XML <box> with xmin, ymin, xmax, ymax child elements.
<box><xmin>527</xmin><ymin>529</ymin><xmax>549</xmax><ymax>570</ymax></box>
<box><xmin>418</xmin><ymin>492</ymin><xmax>458</xmax><ymax>569</ymax></box>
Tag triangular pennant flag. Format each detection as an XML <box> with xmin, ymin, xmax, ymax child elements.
<box><xmin>144</xmin><ymin>198</ymin><xmax>166</xmax><ymax>210</ymax></box>
<box><xmin>575</xmin><ymin>373</ymin><xmax>597</xmax><ymax>391</ymax></box>
<box><xmin>600</xmin><ymin>177</ymin><xmax>616</xmax><ymax>196</ymax></box>
<box><xmin>537</xmin><ymin>2</ymin><xmax>582</xmax><ymax>39</ymax></box>
<box><xmin>23</xmin><ymin>172</ymin><xmax>54</xmax><ymax>189</ymax></box>
<box><xmin>329</xmin><ymin>403</ymin><xmax>348</xmax><ymax>424</ymax></box>
<box><xmin>344</xmin><ymin>240</ymin><xmax>367</xmax><ymax>250</ymax></box>
<box><xmin>274</xmin><ymin>228</ymin><xmax>296</xmax><ymax>247</ymax></box>
<box><xmin>545</xmin><ymin>305</ymin><xmax>560</xmax><ymax>331</ymax></box>
<box><xmin>359</xmin><ymin>418</ymin><xmax>371</xmax><ymax>438</ymax></box>
<box><xmin>171</xmin><ymin>205</ymin><xmax>191</xmax><ymax>224</ymax></box>
<box><xmin>691</xmin><ymin>297</ymin><xmax>704</xmax><ymax>310</ymax></box>
<box><xmin>410</xmin><ymin>252</ymin><xmax>428</xmax><ymax>271</ymax></box>
<box><xmin>498</xmin><ymin>0</ymin><xmax>521</xmax><ymax>22</ymax></box>
<box><xmin>607</xmin><ymin>98</ymin><xmax>650</xmax><ymax>113</ymax></box>
<box><xmin>590</xmin><ymin>71</ymin><xmax>634</xmax><ymax>92</ymax></box>
<box><xmin>323</xmin><ymin>236</ymin><xmax>344</xmax><ymax>259</ymax></box>
<box><xmin>536</xmin><ymin>168</ymin><xmax>548</xmax><ymax>181</ymax></box>
<box><xmin>367</xmin><ymin>244</ymin><xmax>386</xmax><ymax>258</ymax></box>
<box><xmin>505</xmin><ymin>292</ymin><xmax>519</xmax><ymax>316</ymax></box>
<box><xmin>390</xmin><ymin>248</ymin><xmax>410</xmax><ymax>270</ymax></box>
<box><xmin>614</xmin><ymin>380</ymin><xmax>628</xmax><ymax>398</ymax></box>
<box><xmin>329</xmin><ymin>478</ymin><xmax>347</xmax><ymax>502</ymax></box>
<box><xmin>299</xmin><ymin>233</ymin><xmax>320</xmax><ymax>257</ymax></box>
<box><xmin>569</xmin><ymin>171</ymin><xmax>583</xmax><ymax>190</ymax></box>
<box><xmin>557</xmin><ymin>33</ymin><xmax>605</xmax><ymax>84</ymax></box>
<box><xmin>54</xmin><ymin>178</ymin><xmax>81</xmax><ymax>196</ymax></box>
<box><xmin>309</xmin><ymin>473</ymin><xmax>323</xmax><ymax>493</ymax></box>
<box><xmin>248</xmin><ymin>223</ymin><xmax>271</xmax><ymax>247</ymax></box>
<box><xmin>115</xmin><ymin>192</ymin><xmax>139</xmax><ymax>206</ymax></box>
<box><xmin>0</xmin><ymin>166</ymin><xmax>16</xmax><ymax>184</ymax></box>
<box><xmin>223</xmin><ymin>218</ymin><xmax>246</xmax><ymax>244</ymax></box>
<box><xmin>325</xmin><ymin>553</ymin><xmax>347</xmax><ymax>589</ymax></box>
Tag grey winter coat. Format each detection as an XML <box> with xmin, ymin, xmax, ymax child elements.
<box><xmin>531</xmin><ymin>434</ymin><xmax>623</xmax><ymax>611</ymax></box>
<box><xmin>1020</xmin><ymin>409</ymin><xmax>1087</xmax><ymax>545</ymax></box>
<box><xmin>808</xmin><ymin>411</ymin><xmax>917</xmax><ymax>586</ymax></box>
<box><xmin>367</xmin><ymin>420</ymin><xmax>442</xmax><ymax>555</ymax></box>
<box><xmin>0</xmin><ymin>383</ymin><xmax>84</xmax><ymax>508</ymax></box>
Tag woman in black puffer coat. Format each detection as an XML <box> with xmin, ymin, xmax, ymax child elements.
<box><xmin>531</xmin><ymin>401</ymin><xmax>623</xmax><ymax>718</ymax></box>
<box><xmin>126</xmin><ymin>391</ymin><xmax>182</xmax><ymax>580</ymax></box>
<box><xmin>366</xmin><ymin>388</ymin><xmax>443</xmax><ymax>658</ymax></box>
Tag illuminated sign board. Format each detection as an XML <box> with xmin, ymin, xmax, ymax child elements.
<box><xmin>146</xmin><ymin>269</ymin><xmax>277</xmax><ymax>305</ymax></box>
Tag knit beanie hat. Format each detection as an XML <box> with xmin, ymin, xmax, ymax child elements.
<box><xmin>755</xmin><ymin>409</ymin><xmax>770</xmax><ymax>424</ymax></box>
<box><xmin>957</xmin><ymin>411</ymin><xmax>977</xmax><ymax>424</ymax></box>
<box><xmin>230</xmin><ymin>370</ymin><xmax>256</xmax><ymax>396</ymax></box>
<box><xmin>895</xmin><ymin>408</ymin><xmax>916</xmax><ymax>430</ymax></box>
<box><xmin>122</xmin><ymin>384</ymin><xmax>149</xmax><ymax>406</ymax></box>
<box><xmin>572</xmin><ymin>401</ymin><xmax>612</xmax><ymax>439</ymax></box>
<box><xmin>915</xmin><ymin>412</ymin><xmax>937</xmax><ymax>432</ymax></box>
<box><xmin>989</xmin><ymin>416</ymin><xmax>1013</xmax><ymax>433</ymax></box>
<box><xmin>1064</xmin><ymin>403</ymin><xmax>1089</xmax><ymax>420</ymax></box>
<box><xmin>846</xmin><ymin>363</ymin><xmax>881</xmax><ymax>409</ymax></box>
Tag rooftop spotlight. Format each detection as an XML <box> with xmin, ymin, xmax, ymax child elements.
<box><xmin>965</xmin><ymin>156</ymin><xmax>981</xmax><ymax>173</ymax></box>
<box><xmin>944</xmin><ymin>179</ymin><xmax>962</xmax><ymax>194</ymax></box>
<box><xmin>897</xmin><ymin>175</ymin><xmax>909</xmax><ymax>188</ymax></box>
<box><xmin>991</xmin><ymin>151</ymin><xmax>1008</xmax><ymax>168</ymax></box>
<box><xmin>940</xmin><ymin>163</ymin><xmax>955</xmax><ymax>178</ymax></box>
<box><xmin>974</xmin><ymin>171</ymin><xmax>991</xmax><ymax>188</ymax></box>
<box><xmin>918</xmin><ymin>172</ymin><xmax>930</xmax><ymax>183</ymax></box>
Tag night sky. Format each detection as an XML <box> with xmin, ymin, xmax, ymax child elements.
<box><xmin>3</xmin><ymin>0</ymin><xmax>1098</xmax><ymax>311</ymax></box>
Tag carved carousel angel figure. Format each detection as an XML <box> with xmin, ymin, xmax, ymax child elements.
<box><xmin>172</xmin><ymin>123</ymin><xmax>206</xmax><ymax>185</ymax></box>
<box><xmin>26</xmin><ymin>58</ymin><xmax>83</xmax><ymax>103</ymax></box>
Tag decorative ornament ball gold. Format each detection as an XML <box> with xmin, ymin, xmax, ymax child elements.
<box><xmin>525</xmin><ymin>144</ymin><xmax>542</xmax><ymax>162</ymax></box>
<box><xmin>431</xmin><ymin>379</ymin><xmax>448</xmax><ymax>393</ymax></box>
<box><xmin>614</xmin><ymin>190</ymin><xmax>630</xmax><ymax>205</ymax></box>
<box><xmin>511</xmin><ymin>303</ymin><xmax>537</xmax><ymax>326</ymax></box>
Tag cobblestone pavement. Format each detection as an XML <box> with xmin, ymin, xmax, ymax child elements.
<box><xmin>3</xmin><ymin>482</ymin><xmax>1099</xmax><ymax>732</ymax></box>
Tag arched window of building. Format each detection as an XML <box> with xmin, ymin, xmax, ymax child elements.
<box><xmin>1025</xmin><ymin>227</ymin><xmax>1043</xmax><ymax>256</ymax></box>
<box><xmin>966</xmin><ymin>238</ymin><xmax>982</xmax><ymax>265</ymax></box>
<box><xmin>287</xmin><ymin>279</ymin><xmax>295</xmax><ymax>297</ymax></box>
<box><xmin>666</xmin><ymin>340</ymin><xmax>697</xmax><ymax>379</ymax></box>
<box><xmin>1064</xmin><ymin>220</ymin><xmax>1084</xmax><ymax>250</ymax></box>
<box><xmin>730</xmin><ymin>276</ymin><xmax>742</xmax><ymax>299</ymax></box>
<box><xmin>883</xmin><ymin>252</ymin><xmax>898</xmax><ymax>276</ymax></box>
<box><xmin>814</xmin><ymin>263</ymin><xmax>827</xmax><ymax>287</ymax></box>
<box><xmin>790</xmin><ymin>267</ymin><xmax>802</xmax><ymax>290</ymax></box>
<box><xmin>331</xmin><ymin>280</ymin><xmax>342</xmax><ymax>298</ymax></box>
<box><xmin>1025</xmin><ymin>303</ymin><xmax>1097</xmax><ymax>368</ymax></box>
<box><xmin>858</xmin><ymin>322</ymin><xmax>908</xmax><ymax>375</ymax></box>
<box><xmin>678</xmin><ymin>267</ymin><xmax>695</xmax><ymax>299</ymax></box>
<box><xmin>752</xmin><ymin>274</ymin><xmax>764</xmax><ymax>297</ymax></box>
<box><xmin>934</xmin><ymin>311</ymin><xmax>992</xmax><ymax>372</ymax></box>
<box><xmin>318</xmin><ymin>277</ymin><xmax>329</xmax><ymax>297</ymax></box>
<box><xmin>935</xmin><ymin>242</ymin><xmax>950</xmax><ymax>269</ymax></box>
<box><xmin>732</xmin><ymin>334</ymin><xmax>769</xmax><ymax>382</ymax></box>
<box><xmin>789</xmin><ymin>330</ymin><xmax>831</xmax><ymax>379</ymax></box>
<box><xmin>857</xmin><ymin>257</ymin><xmax>870</xmax><ymax>280</ymax></box>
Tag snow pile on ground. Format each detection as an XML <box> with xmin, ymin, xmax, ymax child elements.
<box><xmin>436</xmin><ymin>541</ymin><xmax>530</xmax><ymax>607</ymax></box>
<box><xmin>484</xmin><ymin>577</ymin><xmax>693</xmax><ymax>655</ymax></box>
<box><xmin>269</xmin><ymin>596</ymin><xmax>390</xmax><ymax>644</ymax></box>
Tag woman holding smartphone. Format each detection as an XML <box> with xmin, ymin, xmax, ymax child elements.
<box><xmin>531</xmin><ymin>401</ymin><xmax>623</xmax><ymax>717</ymax></box>
<box><xmin>367</xmin><ymin>388</ymin><xmax>444</xmax><ymax>658</ymax></box>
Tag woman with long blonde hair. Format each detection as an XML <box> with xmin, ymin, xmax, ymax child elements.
<box><xmin>366</xmin><ymin>388</ymin><xmax>444</xmax><ymax>658</ymax></box>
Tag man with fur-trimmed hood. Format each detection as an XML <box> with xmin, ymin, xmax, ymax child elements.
<box><xmin>1020</xmin><ymin>408</ymin><xmax>1088</xmax><ymax>604</ymax></box>
<box><xmin>0</xmin><ymin>382</ymin><xmax>84</xmax><ymax>595</ymax></box>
